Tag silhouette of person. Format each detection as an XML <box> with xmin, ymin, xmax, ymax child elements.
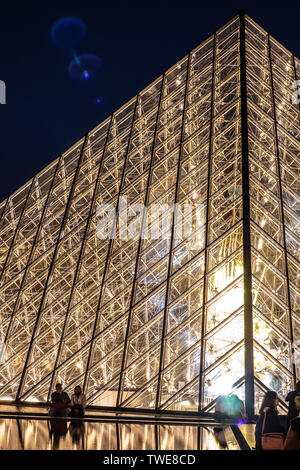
<box><xmin>49</xmin><ymin>383</ymin><xmax>70</xmax><ymax>417</ymax></box>
<box><xmin>285</xmin><ymin>381</ymin><xmax>300</xmax><ymax>429</ymax></box>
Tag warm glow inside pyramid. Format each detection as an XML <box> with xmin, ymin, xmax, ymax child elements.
<box><xmin>0</xmin><ymin>13</ymin><xmax>299</xmax><ymax>418</ymax></box>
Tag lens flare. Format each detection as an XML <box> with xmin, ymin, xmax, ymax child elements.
<box><xmin>68</xmin><ymin>53</ymin><xmax>102</xmax><ymax>80</ymax></box>
<box><xmin>51</xmin><ymin>17</ymin><xmax>87</xmax><ymax>48</ymax></box>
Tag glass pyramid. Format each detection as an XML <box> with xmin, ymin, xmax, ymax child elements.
<box><xmin>0</xmin><ymin>12</ymin><xmax>299</xmax><ymax>417</ymax></box>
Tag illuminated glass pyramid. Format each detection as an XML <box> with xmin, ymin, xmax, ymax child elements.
<box><xmin>0</xmin><ymin>12</ymin><xmax>299</xmax><ymax>417</ymax></box>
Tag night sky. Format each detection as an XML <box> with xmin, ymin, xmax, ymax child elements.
<box><xmin>0</xmin><ymin>0</ymin><xmax>299</xmax><ymax>202</ymax></box>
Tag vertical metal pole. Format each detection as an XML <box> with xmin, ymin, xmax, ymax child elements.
<box><xmin>16</xmin><ymin>418</ymin><xmax>24</xmax><ymax>450</ymax></box>
<box><xmin>116</xmin><ymin>422</ymin><xmax>120</xmax><ymax>450</ymax></box>
<box><xmin>240</xmin><ymin>11</ymin><xmax>255</xmax><ymax>419</ymax></box>
<box><xmin>155</xmin><ymin>423</ymin><xmax>158</xmax><ymax>450</ymax></box>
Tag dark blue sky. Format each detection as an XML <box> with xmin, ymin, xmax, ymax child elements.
<box><xmin>0</xmin><ymin>0</ymin><xmax>299</xmax><ymax>202</ymax></box>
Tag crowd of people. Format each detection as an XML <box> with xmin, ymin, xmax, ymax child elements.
<box><xmin>215</xmin><ymin>382</ymin><xmax>300</xmax><ymax>450</ymax></box>
<box><xmin>49</xmin><ymin>383</ymin><xmax>86</xmax><ymax>418</ymax></box>
<box><xmin>255</xmin><ymin>383</ymin><xmax>300</xmax><ymax>450</ymax></box>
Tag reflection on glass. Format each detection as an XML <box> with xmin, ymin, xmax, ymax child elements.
<box><xmin>0</xmin><ymin>418</ymin><xmax>229</xmax><ymax>450</ymax></box>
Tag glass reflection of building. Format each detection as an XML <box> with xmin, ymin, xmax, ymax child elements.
<box><xmin>0</xmin><ymin>419</ymin><xmax>227</xmax><ymax>450</ymax></box>
<box><xmin>0</xmin><ymin>12</ymin><xmax>299</xmax><ymax>419</ymax></box>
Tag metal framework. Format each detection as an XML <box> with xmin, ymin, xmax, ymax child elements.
<box><xmin>0</xmin><ymin>13</ymin><xmax>299</xmax><ymax>417</ymax></box>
